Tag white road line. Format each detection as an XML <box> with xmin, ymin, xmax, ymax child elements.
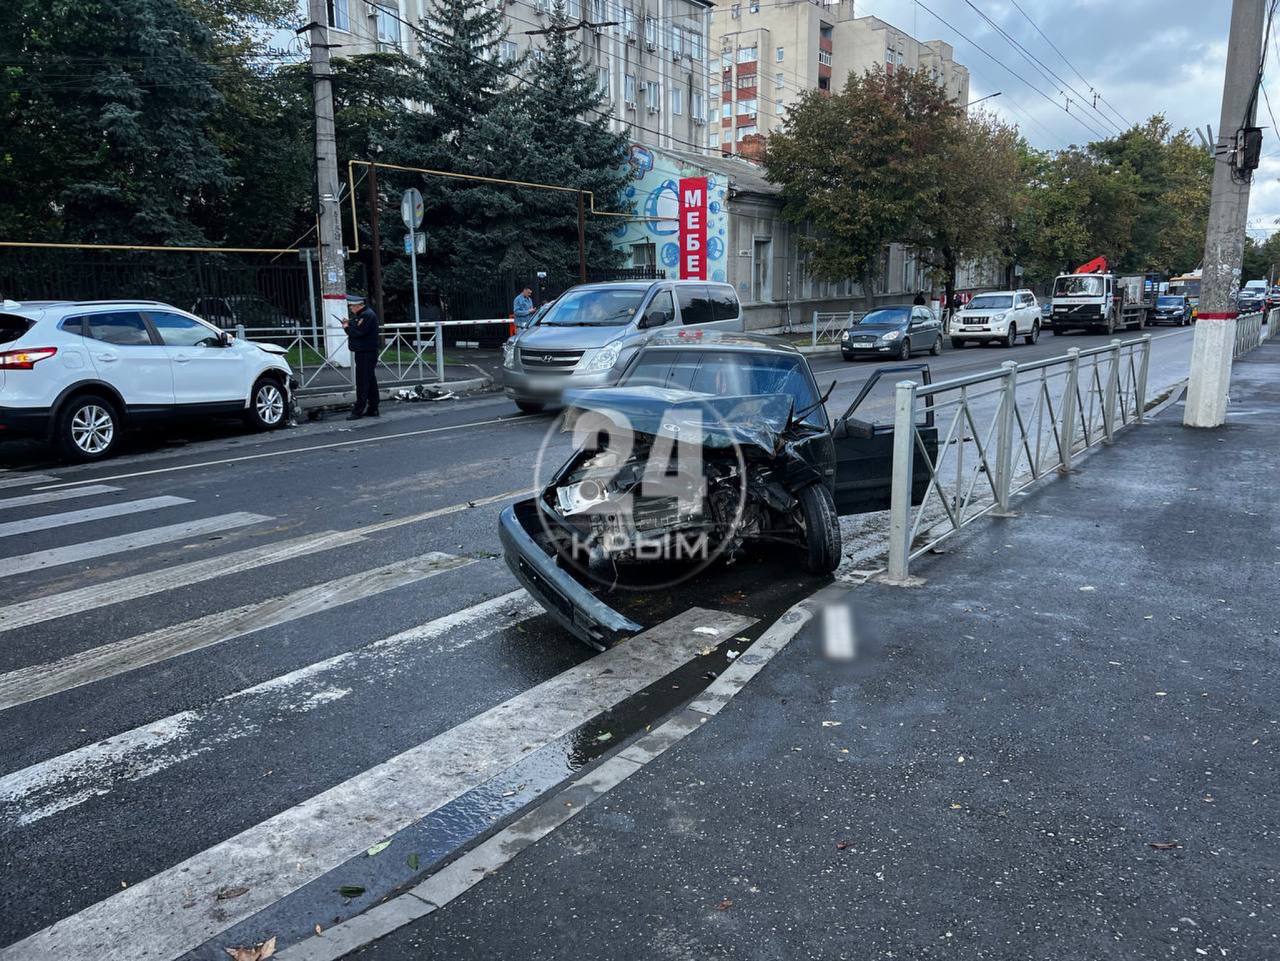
<box><xmin>0</xmin><ymin>591</ymin><xmax>537</xmax><ymax>828</ymax></box>
<box><xmin>0</xmin><ymin>484</ymin><xmax>120</xmax><ymax>510</ymax></box>
<box><xmin>0</xmin><ymin>551</ymin><xmax>473</xmax><ymax>711</ymax></box>
<box><xmin>0</xmin><ymin>496</ymin><xmax>192</xmax><ymax>540</ymax></box>
<box><xmin>0</xmin><ymin>489</ymin><xmax>526</xmax><ymax>633</ymax></box>
<box><xmin>0</xmin><ymin>511</ymin><xmax>270</xmax><ymax>579</ymax></box>
<box><xmin>36</xmin><ymin>415</ymin><xmax>530</xmax><ymax>490</ymax></box>
<box><xmin>0</xmin><ymin>607</ymin><xmax>752</xmax><ymax>961</ymax></box>
<box><xmin>0</xmin><ymin>473</ymin><xmax>59</xmax><ymax>490</ymax></box>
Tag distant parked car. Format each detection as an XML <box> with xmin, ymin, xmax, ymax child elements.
<box><xmin>0</xmin><ymin>299</ymin><xmax>293</xmax><ymax>461</ymax></box>
<box><xmin>192</xmin><ymin>295</ymin><xmax>302</xmax><ymax>341</ymax></box>
<box><xmin>841</xmin><ymin>305</ymin><xmax>943</xmax><ymax>361</ymax></box>
<box><xmin>1236</xmin><ymin>288</ymin><xmax>1266</xmax><ymax>314</ymax></box>
<box><xmin>950</xmin><ymin>289</ymin><xmax>1042</xmax><ymax>348</ymax></box>
<box><xmin>1150</xmin><ymin>294</ymin><xmax>1192</xmax><ymax>326</ymax></box>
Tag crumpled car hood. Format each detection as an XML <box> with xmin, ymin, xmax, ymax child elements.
<box><xmin>562</xmin><ymin>386</ymin><xmax>795</xmax><ymax>455</ymax></box>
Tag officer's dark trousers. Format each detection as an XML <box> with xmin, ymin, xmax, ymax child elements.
<box><xmin>354</xmin><ymin>350</ymin><xmax>379</xmax><ymax>414</ymax></box>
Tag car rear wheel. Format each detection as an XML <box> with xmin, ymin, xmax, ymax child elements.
<box><xmin>797</xmin><ymin>483</ymin><xmax>841</xmax><ymax>575</ymax></box>
<box><xmin>1024</xmin><ymin>322</ymin><xmax>1040</xmax><ymax>345</ymax></box>
<box><xmin>245</xmin><ymin>377</ymin><xmax>288</xmax><ymax>431</ymax></box>
<box><xmin>58</xmin><ymin>394</ymin><xmax>119</xmax><ymax>462</ymax></box>
<box><xmin>515</xmin><ymin>400</ymin><xmax>545</xmax><ymax>414</ymax></box>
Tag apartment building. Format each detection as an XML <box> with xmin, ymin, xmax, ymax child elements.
<box><xmin>709</xmin><ymin>0</ymin><xmax>970</xmax><ymax>156</ymax></box>
<box><xmin>317</xmin><ymin>0</ymin><xmax>716</xmax><ymax>153</ymax></box>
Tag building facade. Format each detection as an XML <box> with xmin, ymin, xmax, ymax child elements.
<box><xmin>708</xmin><ymin>0</ymin><xmax>970</xmax><ymax>156</ymax></box>
<box><xmin>317</xmin><ymin>0</ymin><xmax>716</xmax><ymax>153</ymax></box>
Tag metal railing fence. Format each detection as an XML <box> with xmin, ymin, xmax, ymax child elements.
<box><xmin>810</xmin><ymin>310</ymin><xmax>863</xmax><ymax>346</ymax></box>
<box><xmin>885</xmin><ymin>336</ymin><xmax>1152</xmax><ymax>582</ymax></box>
<box><xmin>1235</xmin><ymin>308</ymin><xmax>1279</xmax><ymax>356</ymax></box>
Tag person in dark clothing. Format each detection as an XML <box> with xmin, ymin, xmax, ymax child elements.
<box><xmin>343</xmin><ymin>293</ymin><xmax>380</xmax><ymax>420</ymax></box>
<box><xmin>912</xmin><ymin>291</ymin><xmax>927</xmax><ymax>306</ymax></box>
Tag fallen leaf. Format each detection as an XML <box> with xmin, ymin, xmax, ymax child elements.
<box><xmin>693</xmin><ymin>626</ymin><xmax>720</xmax><ymax>636</ymax></box>
<box><xmin>726</xmin><ymin>650</ymin><xmax>740</xmax><ymax>660</ymax></box>
<box><xmin>408</xmin><ymin>852</ymin><xmax>420</xmax><ymax>871</ymax></box>
<box><xmin>595</xmin><ymin>732</ymin><xmax>613</xmax><ymax>743</ymax></box>
<box><xmin>1148</xmin><ymin>842</ymin><xmax>1180</xmax><ymax>851</ymax></box>
<box><xmin>698</xmin><ymin>646</ymin><xmax>715</xmax><ymax>657</ymax></box>
<box><xmin>366</xmin><ymin>841</ymin><xmax>391</xmax><ymax>858</ymax></box>
<box><xmin>957</xmin><ymin>755</ymin><xmax>966</xmax><ymax>763</ymax></box>
<box><xmin>224</xmin><ymin>936</ymin><xmax>276</xmax><ymax>961</ymax></box>
<box><xmin>950</xmin><ymin>803</ymin><xmax>962</xmax><ymax>810</ymax></box>
<box><xmin>716</xmin><ymin>898</ymin><xmax>734</xmax><ymax>910</ymax></box>
<box><xmin>836</xmin><ymin>840</ymin><xmax>851</xmax><ymax>850</ymax></box>
<box><xmin>216</xmin><ymin>886</ymin><xmax>250</xmax><ymax>901</ymax></box>
<box><xmin>314</xmin><ymin>924</ymin><xmax>323</xmax><ymax>936</ymax></box>
<box><xmin>337</xmin><ymin>885</ymin><xmax>366</xmax><ymax>898</ymax></box>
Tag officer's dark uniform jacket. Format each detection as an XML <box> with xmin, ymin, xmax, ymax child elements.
<box><xmin>347</xmin><ymin>306</ymin><xmax>381</xmax><ymax>352</ymax></box>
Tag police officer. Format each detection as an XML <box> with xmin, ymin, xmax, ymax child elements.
<box><xmin>342</xmin><ymin>292</ymin><xmax>380</xmax><ymax>419</ymax></box>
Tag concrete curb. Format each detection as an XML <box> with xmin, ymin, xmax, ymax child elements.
<box><xmin>296</xmin><ymin>376</ymin><xmax>493</xmax><ymax>414</ymax></box>
<box><xmin>273</xmin><ymin>595</ymin><xmax>821</xmax><ymax>961</ymax></box>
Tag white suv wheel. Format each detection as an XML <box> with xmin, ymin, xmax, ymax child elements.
<box><xmin>71</xmin><ymin>404</ymin><xmax>114</xmax><ymax>453</ymax></box>
<box><xmin>256</xmin><ymin>383</ymin><xmax>284</xmax><ymax>425</ymax></box>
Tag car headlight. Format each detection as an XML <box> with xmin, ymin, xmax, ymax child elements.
<box><xmin>580</xmin><ymin>341</ymin><xmax>622</xmax><ymax>372</ymax></box>
<box><xmin>880</xmin><ymin>330</ymin><xmax>903</xmax><ymax>342</ymax></box>
<box><xmin>842</xmin><ymin>330</ymin><xmax>850</xmax><ymax>341</ymax></box>
<box><xmin>993</xmin><ymin>311</ymin><xmax>1008</xmax><ymax>323</ymax></box>
<box><xmin>502</xmin><ymin>341</ymin><xmax>516</xmax><ymax>369</ymax></box>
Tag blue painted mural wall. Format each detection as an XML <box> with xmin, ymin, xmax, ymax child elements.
<box><xmin>614</xmin><ymin>145</ymin><xmax>730</xmax><ymax>283</ymax></box>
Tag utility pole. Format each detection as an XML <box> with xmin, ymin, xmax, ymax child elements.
<box><xmin>367</xmin><ymin>165</ymin><xmax>384</xmax><ymax>322</ymax></box>
<box><xmin>305</xmin><ymin>0</ymin><xmax>351</xmax><ymax>368</ymax></box>
<box><xmin>577</xmin><ymin>192</ymin><xmax>587</xmax><ymax>285</ymax></box>
<box><xmin>1185</xmin><ymin>0</ymin><xmax>1266</xmax><ymax>427</ymax></box>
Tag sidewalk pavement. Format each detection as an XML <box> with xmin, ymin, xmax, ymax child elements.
<box><xmin>347</xmin><ymin>343</ymin><xmax>1280</xmax><ymax>961</ymax></box>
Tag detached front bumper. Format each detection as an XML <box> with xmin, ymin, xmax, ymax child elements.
<box><xmin>498</xmin><ymin>499</ymin><xmax>642</xmax><ymax>650</ymax></box>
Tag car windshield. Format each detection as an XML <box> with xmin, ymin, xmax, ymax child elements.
<box><xmin>1156</xmin><ymin>296</ymin><xmax>1184</xmax><ymax>307</ymax></box>
<box><xmin>624</xmin><ymin>349</ymin><xmax>825</xmax><ymax>426</ymax></box>
<box><xmin>1055</xmin><ymin>276</ymin><xmax>1104</xmax><ymax>297</ymax></box>
<box><xmin>856</xmin><ymin>307</ymin><xmax>911</xmax><ymax>326</ymax></box>
<box><xmin>967</xmin><ymin>295</ymin><xmax>1013</xmax><ymax>310</ymax></box>
<box><xmin>539</xmin><ymin>288</ymin><xmax>645</xmax><ymax>327</ymax></box>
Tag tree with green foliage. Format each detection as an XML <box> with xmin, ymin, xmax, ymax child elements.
<box><xmin>764</xmin><ymin>68</ymin><xmax>958</xmax><ymax>298</ymax></box>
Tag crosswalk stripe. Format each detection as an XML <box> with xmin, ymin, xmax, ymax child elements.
<box><xmin>0</xmin><ymin>607</ymin><xmax>753</xmax><ymax>961</ymax></box>
<box><xmin>0</xmin><ymin>591</ymin><xmax>537</xmax><ymax>828</ymax></box>
<box><xmin>0</xmin><ymin>495</ymin><xmax>192</xmax><ymax>540</ymax></box>
<box><xmin>0</xmin><ymin>484</ymin><xmax>120</xmax><ymax>511</ymax></box>
<box><xmin>0</xmin><ymin>551</ymin><xmax>474</xmax><ymax>711</ymax></box>
<box><xmin>0</xmin><ymin>511</ymin><xmax>271</xmax><ymax>579</ymax></box>
<box><xmin>0</xmin><ymin>473</ymin><xmax>59</xmax><ymax>490</ymax></box>
<box><xmin>0</xmin><ymin>528</ymin><xmax>367</xmax><ymax>633</ymax></box>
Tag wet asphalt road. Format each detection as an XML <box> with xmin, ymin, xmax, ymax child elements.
<box><xmin>0</xmin><ymin>325</ymin><xmax>1197</xmax><ymax>958</ymax></box>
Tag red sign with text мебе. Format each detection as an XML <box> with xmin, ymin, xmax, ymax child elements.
<box><xmin>678</xmin><ymin>176</ymin><xmax>708</xmax><ymax>280</ymax></box>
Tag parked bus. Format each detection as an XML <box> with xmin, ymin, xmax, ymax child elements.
<box><xmin>1167</xmin><ymin>270</ymin><xmax>1202</xmax><ymax>318</ymax></box>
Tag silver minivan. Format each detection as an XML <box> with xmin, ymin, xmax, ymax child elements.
<box><xmin>501</xmin><ymin>280</ymin><xmax>743</xmax><ymax>412</ymax></box>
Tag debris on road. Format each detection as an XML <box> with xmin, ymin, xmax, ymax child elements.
<box><xmin>366</xmin><ymin>841</ymin><xmax>391</xmax><ymax>857</ymax></box>
<box><xmin>1148</xmin><ymin>842</ymin><xmax>1181</xmax><ymax>851</ymax></box>
<box><xmin>224</xmin><ymin>936</ymin><xmax>276</xmax><ymax>961</ymax></box>
<box><xmin>215</xmin><ymin>886</ymin><xmax>249</xmax><ymax>901</ymax></box>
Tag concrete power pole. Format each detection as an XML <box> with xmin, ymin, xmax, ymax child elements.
<box><xmin>306</xmin><ymin>0</ymin><xmax>352</xmax><ymax>369</ymax></box>
<box><xmin>1185</xmin><ymin>0</ymin><xmax>1266</xmax><ymax>427</ymax></box>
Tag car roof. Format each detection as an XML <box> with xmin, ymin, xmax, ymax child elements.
<box><xmin>564</xmin><ymin>279</ymin><xmax>734</xmax><ymax>293</ymax></box>
<box><xmin>641</xmin><ymin>330</ymin><xmax>800</xmax><ymax>354</ymax></box>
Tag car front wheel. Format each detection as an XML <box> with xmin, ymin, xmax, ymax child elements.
<box><xmin>897</xmin><ymin>338</ymin><xmax>911</xmax><ymax>360</ymax></box>
<box><xmin>797</xmin><ymin>483</ymin><xmax>841</xmax><ymax>575</ymax></box>
<box><xmin>59</xmin><ymin>394</ymin><xmax>120</xmax><ymax>462</ymax></box>
<box><xmin>246</xmin><ymin>376</ymin><xmax>288</xmax><ymax>430</ymax></box>
<box><xmin>1004</xmin><ymin>325</ymin><xmax>1018</xmax><ymax>348</ymax></box>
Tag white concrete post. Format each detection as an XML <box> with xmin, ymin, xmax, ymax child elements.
<box><xmin>1059</xmin><ymin>348</ymin><xmax>1081</xmax><ymax>471</ymax></box>
<box><xmin>811</xmin><ymin>309</ymin><xmax>819</xmax><ymax>347</ymax></box>
<box><xmin>1135</xmin><ymin>335</ymin><xmax>1152</xmax><ymax>424</ymax></box>
<box><xmin>1102</xmin><ymin>339</ymin><xmax>1121</xmax><ymax>444</ymax></box>
<box><xmin>886</xmin><ymin>379</ymin><xmax>919</xmax><ymax>584</ymax></box>
<box><xmin>994</xmin><ymin>361</ymin><xmax>1019</xmax><ymax>513</ymax></box>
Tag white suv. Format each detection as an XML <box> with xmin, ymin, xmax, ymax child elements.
<box><xmin>950</xmin><ymin>290</ymin><xmax>1042</xmax><ymax>348</ymax></box>
<box><xmin>0</xmin><ymin>299</ymin><xmax>294</xmax><ymax>461</ymax></box>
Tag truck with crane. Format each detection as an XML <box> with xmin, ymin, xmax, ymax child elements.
<box><xmin>1048</xmin><ymin>256</ymin><xmax>1160</xmax><ymax>335</ymax></box>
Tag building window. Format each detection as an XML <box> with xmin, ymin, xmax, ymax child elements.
<box><xmin>737</xmin><ymin>45</ymin><xmax>757</xmax><ymax>64</ymax></box>
<box><xmin>722</xmin><ymin>101</ymin><xmax>731</xmax><ymax>119</ymax></box>
<box><xmin>326</xmin><ymin>0</ymin><xmax>350</xmax><ymax>31</ymax></box>
<box><xmin>692</xmin><ymin>91</ymin><xmax>705</xmax><ymax>120</ymax></box>
<box><xmin>374</xmin><ymin>3</ymin><xmax>401</xmax><ymax>45</ymax></box>
<box><xmin>672</xmin><ymin>27</ymin><xmax>683</xmax><ymax>56</ymax></box>
<box><xmin>671</xmin><ymin>88</ymin><xmax>683</xmax><ymax>114</ymax></box>
<box><xmin>753</xmin><ymin>238</ymin><xmax>772</xmax><ymax>302</ymax></box>
<box><xmin>631</xmin><ymin>242</ymin><xmax>656</xmax><ymax>268</ymax></box>
<box><xmin>691</xmin><ymin>31</ymin><xmax>704</xmax><ymax>60</ymax></box>
<box><xmin>645</xmin><ymin>81</ymin><xmax>660</xmax><ymax>111</ymax></box>
<box><xmin>750</xmin><ymin>0</ymin><xmax>760</xmax><ymax>11</ymax></box>
<box><xmin>597</xmin><ymin>66</ymin><xmax>610</xmax><ymax>96</ymax></box>
<box><xmin>644</xmin><ymin>16</ymin><xmax>657</xmax><ymax>46</ymax></box>
<box><xmin>566</xmin><ymin>0</ymin><xmax>580</xmax><ymax>17</ymax></box>
<box><xmin>737</xmin><ymin>74</ymin><xmax>754</xmax><ymax>89</ymax></box>
<box><xmin>775</xmin><ymin>71</ymin><xmax>785</xmax><ymax>90</ymax></box>
<box><xmin>776</xmin><ymin>46</ymin><xmax>785</xmax><ymax>62</ymax></box>
<box><xmin>737</xmin><ymin>124</ymin><xmax>757</xmax><ymax>140</ymax></box>
<box><xmin>730</xmin><ymin>2</ymin><xmax>741</xmax><ymax>18</ymax></box>
<box><xmin>591</xmin><ymin>0</ymin><xmax>605</xmax><ymax>18</ymax></box>
<box><xmin>737</xmin><ymin>98</ymin><xmax>757</xmax><ymax>116</ymax></box>
<box><xmin>818</xmin><ymin>50</ymin><xmax>832</xmax><ymax>66</ymax></box>
<box><xmin>885</xmin><ymin>45</ymin><xmax>895</xmax><ymax>64</ymax></box>
<box><xmin>499</xmin><ymin>40</ymin><xmax>518</xmax><ymax>63</ymax></box>
<box><xmin>623</xmin><ymin>7</ymin><xmax>635</xmax><ymax>38</ymax></box>
<box><xmin>533</xmin><ymin>49</ymin><xmax>545</xmax><ymax>63</ymax></box>
<box><xmin>710</xmin><ymin>81</ymin><xmax>720</xmax><ymax>96</ymax></box>
<box><xmin>625</xmin><ymin>73</ymin><xmax>636</xmax><ymax>103</ymax></box>
<box><xmin>710</xmin><ymin>130</ymin><xmax>720</xmax><ymax>147</ymax></box>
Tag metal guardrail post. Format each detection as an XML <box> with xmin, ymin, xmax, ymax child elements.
<box><xmin>994</xmin><ymin>361</ymin><xmax>1018</xmax><ymax>514</ymax></box>
<box><xmin>886</xmin><ymin>379</ymin><xmax>919</xmax><ymax>584</ymax></box>
<box><xmin>1135</xmin><ymin>335</ymin><xmax>1152</xmax><ymax>424</ymax></box>
<box><xmin>1102</xmin><ymin>339</ymin><xmax>1121</xmax><ymax>444</ymax></box>
<box><xmin>811</xmin><ymin>309</ymin><xmax>818</xmax><ymax>348</ymax></box>
<box><xmin>235</xmin><ymin>323</ymin><xmax>245</xmax><ymax>342</ymax></box>
<box><xmin>1059</xmin><ymin>348</ymin><xmax>1080</xmax><ymax>472</ymax></box>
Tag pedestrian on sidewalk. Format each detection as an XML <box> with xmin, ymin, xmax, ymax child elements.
<box><xmin>343</xmin><ymin>292</ymin><xmax>380</xmax><ymax>420</ymax></box>
<box><xmin>513</xmin><ymin>286</ymin><xmax>535</xmax><ymax>328</ymax></box>
<box><xmin>913</xmin><ymin>291</ymin><xmax>926</xmax><ymax>306</ymax></box>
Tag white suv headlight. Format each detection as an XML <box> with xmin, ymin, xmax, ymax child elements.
<box><xmin>580</xmin><ymin>341</ymin><xmax>622</xmax><ymax>372</ymax></box>
<box><xmin>502</xmin><ymin>341</ymin><xmax>516</xmax><ymax>369</ymax></box>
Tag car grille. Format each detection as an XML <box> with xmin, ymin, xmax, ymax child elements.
<box><xmin>519</xmin><ymin>348</ymin><xmax>583</xmax><ymax>374</ymax></box>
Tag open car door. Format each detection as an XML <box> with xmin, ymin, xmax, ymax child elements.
<box><xmin>831</xmin><ymin>364</ymin><xmax>937</xmax><ymax>515</ymax></box>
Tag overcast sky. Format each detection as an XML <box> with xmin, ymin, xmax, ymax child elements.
<box><xmin>860</xmin><ymin>0</ymin><xmax>1278</xmax><ymax>235</ymax></box>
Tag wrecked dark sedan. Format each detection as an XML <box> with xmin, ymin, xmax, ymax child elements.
<box><xmin>498</xmin><ymin>331</ymin><xmax>936</xmax><ymax>649</ymax></box>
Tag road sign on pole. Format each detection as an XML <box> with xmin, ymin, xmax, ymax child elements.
<box><xmin>401</xmin><ymin>188</ymin><xmax>424</xmax><ymax>230</ymax></box>
<box><xmin>402</xmin><ymin>232</ymin><xmax>426</xmax><ymax>255</ymax></box>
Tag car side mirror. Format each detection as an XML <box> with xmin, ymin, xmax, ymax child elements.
<box><xmin>219</xmin><ymin>331</ymin><xmax>233</xmax><ymax>347</ymax></box>
<box><xmin>836</xmin><ymin>416</ymin><xmax>875</xmax><ymax>439</ymax></box>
